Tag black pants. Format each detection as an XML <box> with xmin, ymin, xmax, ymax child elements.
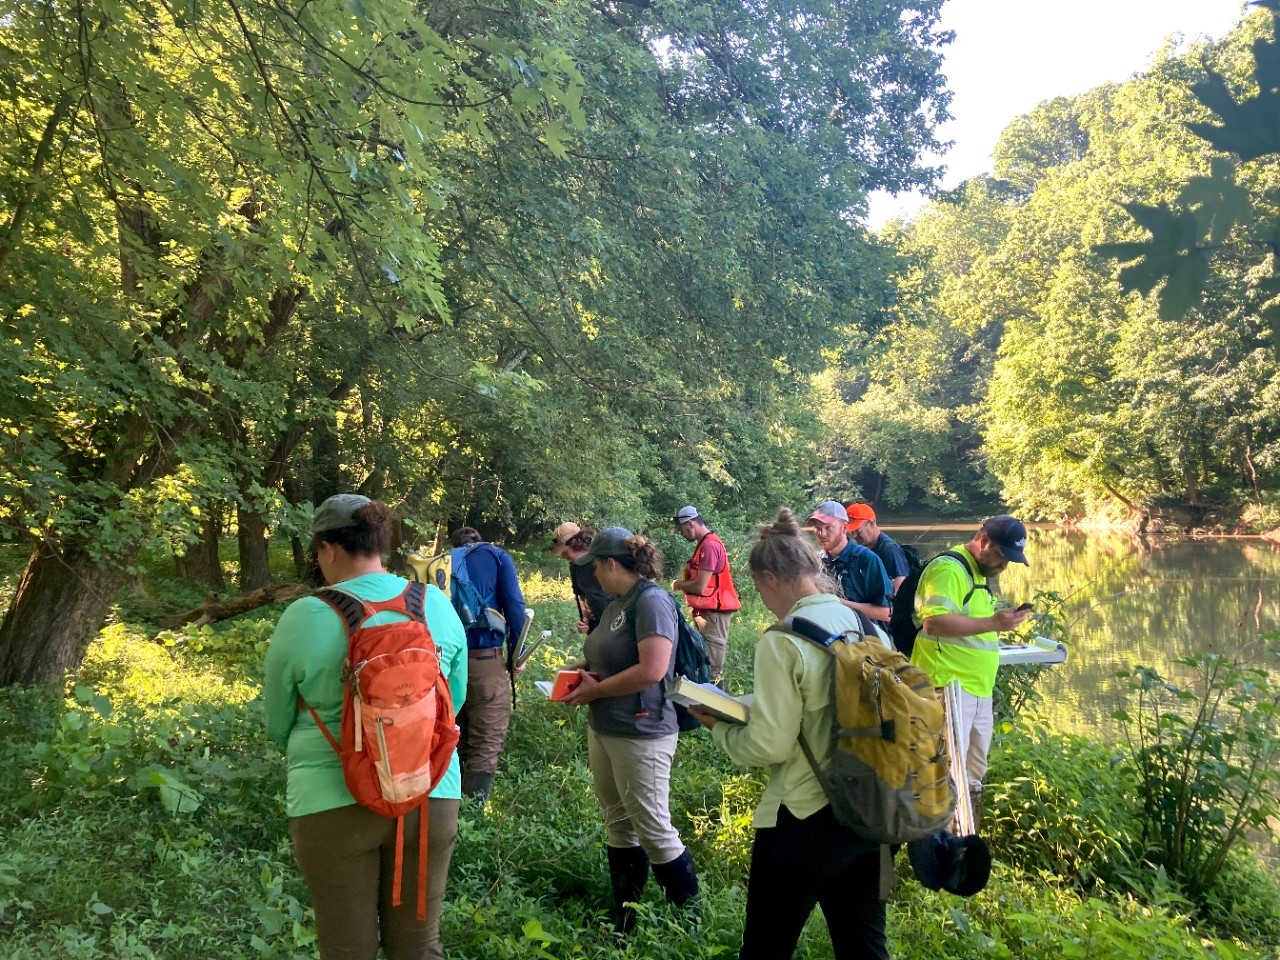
<box><xmin>740</xmin><ymin>805</ymin><xmax>889</xmax><ymax>960</ymax></box>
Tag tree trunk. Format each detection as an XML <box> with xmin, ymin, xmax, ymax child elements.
<box><xmin>313</xmin><ymin>419</ymin><xmax>340</xmax><ymax>505</ymax></box>
<box><xmin>237</xmin><ymin>505</ymin><xmax>272</xmax><ymax>591</ymax></box>
<box><xmin>0</xmin><ymin>543</ymin><xmax>134</xmax><ymax>688</ymax></box>
<box><xmin>158</xmin><ymin>582</ymin><xmax>309</xmax><ymax>629</ymax></box>
<box><xmin>174</xmin><ymin>516</ymin><xmax>225</xmax><ymax>589</ymax></box>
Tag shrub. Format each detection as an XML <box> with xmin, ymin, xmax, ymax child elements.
<box><xmin>1113</xmin><ymin>651</ymin><xmax>1280</xmax><ymax>907</ymax></box>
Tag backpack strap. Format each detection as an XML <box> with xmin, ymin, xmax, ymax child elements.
<box><xmin>931</xmin><ymin>550</ymin><xmax>992</xmax><ymax>609</ymax></box>
<box><xmin>314</xmin><ymin>582</ymin><xmax>427</xmax><ymax>637</ymax></box>
<box><xmin>769</xmin><ymin>616</ymin><xmax>885</xmax><ymax>805</ymax></box>
<box><xmin>314</xmin><ymin>587</ymin><xmax>368</xmax><ymax>638</ymax></box>
<box><xmin>632</xmin><ymin>580</ymin><xmax>685</xmax><ymax>722</ymax></box>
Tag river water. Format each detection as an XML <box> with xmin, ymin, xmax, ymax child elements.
<box><xmin>886</xmin><ymin>523</ymin><xmax>1280</xmax><ymax>738</ymax></box>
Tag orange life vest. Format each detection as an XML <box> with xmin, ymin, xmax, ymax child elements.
<box><xmin>683</xmin><ymin>532</ymin><xmax>741</xmax><ymax>613</ymax></box>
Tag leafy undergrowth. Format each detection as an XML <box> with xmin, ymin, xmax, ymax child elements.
<box><xmin>1</xmin><ymin>583</ymin><xmax>1277</xmax><ymax>959</ymax></box>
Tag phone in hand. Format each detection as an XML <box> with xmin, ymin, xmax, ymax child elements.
<box><xmin>1015</xmin><ymin>602</ymin><xmax>1034</xmax><ymax>612</ymax></box>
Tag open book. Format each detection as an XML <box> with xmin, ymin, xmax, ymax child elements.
<box><xmin>664</xmin><ymin>677</ymin><xmax>750</xmax><ymax>724</ymax></box>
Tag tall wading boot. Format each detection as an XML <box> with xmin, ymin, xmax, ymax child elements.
<box><xmin>651</xmin><ymin>849</ymin><xmax>700</xmax><ymax>925</ymax></box>
<box><xmin>606</xmin><ymin>845</ymin><xmax>650</xmax><ymax>934</ymax></box>
<box><xmin>462</xmin><ymin>769</ymin><xmax>494</xmax><ymax>802</ymax></box>
<box><xmin>969</xmin><ymin>786</ymin><xmax>983</xmax><ymax>832</ymax></box>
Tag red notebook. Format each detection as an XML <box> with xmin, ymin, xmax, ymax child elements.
<box><xmin>540</xmin><ymin>669</ymin><xmax>598</xmax><ymax>701</ymax></box>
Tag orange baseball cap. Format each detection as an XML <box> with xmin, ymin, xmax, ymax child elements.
<box><xmin>845</xmin><ymin>503</ymin><xmax>876</xmax><ymax>529</ymax></box>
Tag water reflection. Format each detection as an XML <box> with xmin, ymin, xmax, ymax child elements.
<box><xmin>886</xmin><ymin>524</ymin><xmax>1280</xmax><ymax>738</ymax></box>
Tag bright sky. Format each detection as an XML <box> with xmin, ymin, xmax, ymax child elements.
<box><xmin>865</xmin><ymin>0</ymin><xmax>1250</xmax><ymax>229</ymax></box>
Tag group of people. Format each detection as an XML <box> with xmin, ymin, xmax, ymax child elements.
<box><xmin>264</xmin><ymin>494</ymin><xmax>1031</xmax><ymax>960</ymax></box>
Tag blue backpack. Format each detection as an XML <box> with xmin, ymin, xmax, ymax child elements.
<box><xmin>407</xmin><ymin>545</ymin><xmax>505</xmax><ymax>637</ymax></box>
<box><xmin>449</xmin><ymin>545</ymin><xmax>489</xmax><ymax>628</ymax></box>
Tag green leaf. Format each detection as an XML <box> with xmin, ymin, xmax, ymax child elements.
<box><xmin>1157</xmin><ymin>250</ymin><xmax>1211</xmax><ymax>320</ymax></box>
<box><xmin>148</xmin><ymin>769</ymin><xmax>203</xmax><ymax>814</ymax></box>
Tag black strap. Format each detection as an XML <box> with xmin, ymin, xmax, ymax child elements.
<box><xmin>314</xmin><ymin>582</ymin><xmax>428</xmax><ymax>639</ymax></box>
<box><xmin>930</xmin><ymin>550</ymin><xmax>992</xmax><ymax>608</ymax></box>
<box><xmin>314</xmin><ymin>588</ymin><xmax>366</xmax><ymax>637</ymax></box>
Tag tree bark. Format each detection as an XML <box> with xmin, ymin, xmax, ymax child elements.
<box><xmin>175</xmin><ymin>516</ymin><xmax>226</xmax><ymax>589</ymax></box>
<box><xmin>237</xmin><ymin>505</ymin><xmax>272</xmax><ymax>592</ymax></box>
<box><xmin>313</xmin><ymin>418</ymin><xmax>341</xmax><ymax>505</ymax></box>
<box><xmin>0</xmin><ymin>543</ymin><xmax>134</xmax><ymax>688</ymax></box>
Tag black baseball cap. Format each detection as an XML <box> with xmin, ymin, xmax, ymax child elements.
<box><xmin>982</xmin><ymin>514</ymin><xmax>1028</xmax><ymax>565</ymax></box>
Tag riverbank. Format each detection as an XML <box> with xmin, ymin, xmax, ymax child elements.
<box><xmin>1065</xmin><ymin>504</ymin><xmax>1280</xmax><ymax>542</ymax></box>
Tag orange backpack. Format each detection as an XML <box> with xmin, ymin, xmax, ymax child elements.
<box><xmin>303</xmin><ymin>581</ymin><xmax>460</xmax><ymax>919</ymax></box>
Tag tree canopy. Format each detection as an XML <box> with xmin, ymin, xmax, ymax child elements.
<box><xmin>0</xmin><ymin>0</ymin><xmax>953</xmax><ymax>685</ymax></box>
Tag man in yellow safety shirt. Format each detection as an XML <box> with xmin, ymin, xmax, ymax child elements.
<box><xmin>912</xmin><ymin>515</ymin><xmax>1031</xmax><ymax>824</ymax></box>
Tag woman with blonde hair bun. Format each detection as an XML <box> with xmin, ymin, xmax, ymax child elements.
<box><xmin>691</xmin><ymin>508</ymin><xmax>890</xmax><ymax>960</ymax></box>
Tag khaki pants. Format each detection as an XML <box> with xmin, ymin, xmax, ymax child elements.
<box><xmin>290</xmin><ymin>799</ymin><xmax>459</xmax><ymax>960</ymax></box>
<box><xmin>587</xmin><ymin>728</ymin><xmax>685</xmax><ymax>864</ymax></box>
<box><xmin>953</xmin><ymin>688</ymin><xmax>994</xmax><ymax>790</ymax></box>
<box><xmin>693</xmin><ymin>610</ymin><xmax>732</xmax><ymax>681</ymax></box>
<box><xmin>458</xmin><ymin>648</ymin><xmax>511</xmax><ymax>777</ymax></box>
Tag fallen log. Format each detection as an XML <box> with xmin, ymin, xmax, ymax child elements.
<box><xmin>159</xmin><ymin>582</ymin><xmax>310</xmax><ymax>629</ymax></box>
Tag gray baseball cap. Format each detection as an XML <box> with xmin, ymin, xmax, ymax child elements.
<box><xmin>574</xmin><ymin>526</ymin><xmax>634</xmax><ymax>566</ymax></box>
<box><xmin>312</xmin><ymin>494</ymin><xmax>371</xmax><ymax>536</ymax></box>
<box><xmin>810</xmin><ymin>500</ymin><xmax>849</xmax><ymax>525</ymax></box>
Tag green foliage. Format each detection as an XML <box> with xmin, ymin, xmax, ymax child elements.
<box><xmin>2</xmin><ymin>577</ymin><xmax>1277</xmax><ymax>959</ymax></box>
<box><xmin>1098</xmin><ymin>9</ymin><xmax>1280</xmax><ymax>338</ymax></box>
<box><xmin>1112</xmin><ymin>650</ymin><xmax>1280</xmax><ymax>904</ymax></box>
<box><xmin>986</xmin><ymin>720</ymin><xmax>1142</xmax><ymax>893</ymax></box>
<box><xmin>0</xmin><ymin>0</ymin><xmax>959</xmax><ymax>684</ymax></box>
<box><xmin>859</xmin><ymin>8</ymin><xmax>1280</xmax><ymax>521</ymax></box>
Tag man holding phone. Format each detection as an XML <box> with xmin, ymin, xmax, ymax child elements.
<box><xmin>911</xmin><ymin>515</ymin><xmax>1032</xmax><ymax>826</ymax></box>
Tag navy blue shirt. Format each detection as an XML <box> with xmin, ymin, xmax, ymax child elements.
<box><xmin>823</xmin><ymin>540</ymin><xmax>893</xmax><ymax>613</ymax></box>
<box><xmin>871</xmin><ymin>532</ymin><xmax>910</xmax><ymax>587</ymax></box>
<box><xmin>570</xmin><ymin>562</ymin><xmax>612</xmax><ymax>632</ymax></box>
<box><xmin>455</xmin><ymin>543</ymin><xmax>526</xmax><ymax>654</ymax></box>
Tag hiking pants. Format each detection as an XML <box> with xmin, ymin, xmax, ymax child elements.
<box><xmin>953</xmin><ymin>688</ymin><xmax>993</xmax><ymax>791</ymax></box>
<box><xmin>694</xmin><ymin>610</ymin><xmax>732</xmax><ymax>681</ymax></box>
<box><xmin>290</xmin><ymin>799</ymin><xmax>459</xmax><ymax>960</ymax></box>
<box><xmin>587</xmin><ymin>728</ymin><xmax>685</xmax><ymax>864</ymax></box>
<box><xmin>739</xmin><ymin>804</ymin><xmax>888</xmax><ymax>960</ymax></box>
<box><xmin>458</xmin><ymin>648</ymin><xmax>511</xmax><ymax>777</ymax></box>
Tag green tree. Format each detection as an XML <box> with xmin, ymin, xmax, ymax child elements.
<box><xmin>0</xmin><ymin>0</ymin><xmax>580</xmax><ymax>685</ymax></box>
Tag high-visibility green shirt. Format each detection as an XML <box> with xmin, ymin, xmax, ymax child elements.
<box><xmin>911</xmin><ymin>545</ymin><xmax>999</xmax><ymax>698</ymax></box>
<box><xmin>263</xmin><ymin>574</ymin><xmax>468</xmax><ymax>818</ymax></box>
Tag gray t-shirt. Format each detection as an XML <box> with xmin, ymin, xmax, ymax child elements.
<box><xmin>584</xmin><ymin>581</ymin><xmax>680</xmax><ymax>738</ymax></box>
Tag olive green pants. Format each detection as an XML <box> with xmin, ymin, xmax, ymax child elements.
<box><xmin>290</xmin><ymin>799</ymin><xmax>459</xmax><ymax>960</ymax></box>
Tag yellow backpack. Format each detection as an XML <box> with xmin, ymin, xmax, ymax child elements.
<box><xmin>775</xmin><ymin>615</ymin><xmax>956</xmax><ymax>844</ymax></box>
<box><xmin>406</xmin><ymin>549</ymin><xmax>451</xmax><ymax>596</ymax></box>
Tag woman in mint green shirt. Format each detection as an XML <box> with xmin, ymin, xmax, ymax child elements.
<box><xmin>690</xmin><ymin>508</ymin><xmax>889</xmax><ymax>960</ymax></box>
<box><xmin>264</xmin><ymin>495</ymin><xmax>467</xmax><ymax>960</ymax></box>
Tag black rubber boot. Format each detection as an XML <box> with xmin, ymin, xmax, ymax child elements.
<box><xmin>462</xmin><ymin>769</ymin><xmax>494</xmax><ymax>802</ymax></box>
<box><xmin>606</xmin><ymin>845</ymin><xmax>650</xmax><ymax>933</ymax></box>
<box><xmin>651</xmin><ymin>849</ymin><xmax>700</xmax><ymax>924</ymax></box>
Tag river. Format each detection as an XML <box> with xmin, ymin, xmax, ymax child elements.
<box><xmin>886</xmin><ymin>523</ymin><xmax>1280</xmax><ymax>739</ymax></box>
